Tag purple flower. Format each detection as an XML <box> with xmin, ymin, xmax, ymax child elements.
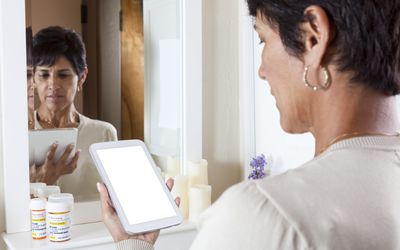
<box><xmin>248</xmin><ymin>154</ymin><xmax>268</xmax><ymax>180</ymax></box>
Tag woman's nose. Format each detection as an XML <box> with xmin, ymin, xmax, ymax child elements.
<box><xmin>258</xmin><ymin>65</ymin><xmax>267</xmax><ymax>81</ymax></box>
<box><xmin>47</xmin><ymin>75</ymin><xmax>58</xmax><ymax>90</ymax></box>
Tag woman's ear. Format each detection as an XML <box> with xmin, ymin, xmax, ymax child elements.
<box><xmin>301</xmin><ymin>5</ymin><xmax>334</xmax><ymax>68</ymax></box>
<box><xmin>78</xmin><ymin>68</ymin><xmax>88</xmax><ymax>90</ymax></box>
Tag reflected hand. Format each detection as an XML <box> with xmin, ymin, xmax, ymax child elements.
<box><xmin>29</xmin><ymin>143</ymin><xmax>80</xmax><ymax>185</ymax></box>
<box><xmin>98</xmin><ymin>178</ymin><xmax>181</xmax><ymax>245</ymax></box>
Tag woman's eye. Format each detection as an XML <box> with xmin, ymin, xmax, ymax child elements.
<box><xmin>58</xmin><ymin>73</ymin><xmax>71</xmax><ymax>79</ymax></box>
<box><xmin>38</xmin><ymin>73</ymin><xmax>49</xmax><ymax>78</ymax></box>
<box><xmin>258</xmin><ymin>38</ymin><xmax>265</xmax><ymax>45</ymax></box>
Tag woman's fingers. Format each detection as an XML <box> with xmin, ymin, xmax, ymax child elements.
<box><xmin>46</xmin><ymin>142</ymin><xmax>58</xmax><ymax>161</ymax></box>
<box><xmin>65</xmin><ymin>149</ymin><xmax>80</xmax><ymax>174</ymax></box>
<box><xmin>175</xmin><ymin>197</ymin><xmax>181</xmax><ymax>207</ymax></box>
<box><xmin>166</xmin><ymin>178</ymin><xmax>174</xmax><ymax>191</ymax></box>
<box><xmin>29</xmin><ymin>164</ymin><xmax>37</xmax><ymax>182</ymax></box>
<box><xmin>58</xmin><ymin>143</ymin><xmax>75</xmax><ymax>164</ymax></box>
<box><xmin>97</xmin><ymin>182</ymin><xmax>116</xmax><ymax>214</ymax></box>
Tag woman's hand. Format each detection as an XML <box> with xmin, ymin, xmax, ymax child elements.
<box><xmin>30</xmin><ymin>143</ymin><xmax>80</xmax><ymax>185</ymax></box>
<box><xmin>98</xmin><ymin>178</ymin><xmax>180</xmax><ymax>245</ymax></box>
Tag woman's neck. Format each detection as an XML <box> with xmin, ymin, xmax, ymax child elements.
<box><xmin>310</xmin><ymin>83</ymin><xmax>399</xmax><ymax>156</ymax></box>
<box><xmin>37</xmin><ymin>105</ymin><xmax>80</xmax><ymax>128</ymax></box>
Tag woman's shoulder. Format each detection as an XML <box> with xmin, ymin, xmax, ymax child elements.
<box><xmin>191</xmin><ymin>180</ymin><xmax>308</xmax><ymax>249</ymax></box>
<box><xmin>79</xmin><ymin>114</ymin><xmax>115</xmax><ymax>130</ymax></box>
<box><xmin>78</xmin><ymin>114</ymin><xmax>117</xmax><ymax>140</ymax></box>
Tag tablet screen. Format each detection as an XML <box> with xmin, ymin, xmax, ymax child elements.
<box><xmin>96</xmin><ymin>146</ymin><xmax>176</xmax><ymax>224</ymax></box>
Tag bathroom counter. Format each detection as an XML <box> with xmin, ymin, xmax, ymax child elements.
<box><xmin>2</xmin><ymin>221</ymin><xmax>197</xmax><ymax>250</ymax></box>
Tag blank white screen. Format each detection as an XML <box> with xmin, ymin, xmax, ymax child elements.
<box><xmin>96</xmin><ymin>146</ymin><xmax>176</xmax><ymax>224</ymax></box>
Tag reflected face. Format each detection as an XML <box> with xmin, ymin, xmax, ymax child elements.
<box><xmin>34</xmin><ymin>56</ymin><xmax>79</xmax><ymax>112</ymax></box>
<box><xmin>27</xmin><ymin>65</ymin><xmax>34</xmax><ymax>111</ymax></box>
<box><xmin>255</xmin><ymin>13</ymin><xmax>311</xmax><ymax>133</ymax></box>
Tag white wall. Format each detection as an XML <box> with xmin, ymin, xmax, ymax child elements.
<box><xmin>203</xmin><ymin>0</ymin><xmax>241</xmax><ymax>201</ymax></box>
<box><xmin>0</xmin><ymin>139</ymin><xmax>5</xmax><ymax>250</ymax></box>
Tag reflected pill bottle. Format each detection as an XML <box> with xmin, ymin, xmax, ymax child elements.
<box><xmin>29</xmin><ymin>198</ymin><xmax>47</xmax><ymax>240</ymax></box>
<box><xmin>37</xmin><ymin>185</ymin><xmax>61</xmax><ymax>200</ymax></box>
<box><xmin>46</xmin><ymin>201</ymin><xmax>71</xmax><ymax>242</ymax></box>
<box><xmin>29</xmin><ymin>183</ymin><xmax>46</xmax><ymax>198</ymax></box>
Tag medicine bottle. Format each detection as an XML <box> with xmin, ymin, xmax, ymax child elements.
<box><xmin>46</xmin><ymin>200</ymin><xmax>71</xmax><ymax>242</ymax></box>
<box><xmin>29</xmin><ymin>198</ymin><xmax>47</xmax><ymax>240</ymax></box>
<box><xmin>37</xmin><ymin>185</ymin><xmax>61</xmax><ymax>200</ymax></box>
<box><xmin>29</xmin><ymin>182</ymin><xmax>46</xmax><ymax>198</ymax></box>
<box><xmin>48</xmin><ymin>193</ymin><xmax>74</xmax><ymax>224</ymax></box>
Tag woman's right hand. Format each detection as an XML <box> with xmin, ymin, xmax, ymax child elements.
<box><xmin>29</xmin><ymin>143</ymin><xmax>80</xmax><ymax>185</ymax></box>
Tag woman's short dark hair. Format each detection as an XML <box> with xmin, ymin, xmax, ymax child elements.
<box><xmin>32</xmin><ymin>26</ymin><xmax>87</xmax><ymax>77</ymax></box>
<box><xmin>247</xmin><ymin>0</ymin><xmax>400</xmax><ymax>95</ymax></box>
<box><xmin>26</xmin><ymin>26</ymin><xmax>33</xmax><ymax>66</ymax></box>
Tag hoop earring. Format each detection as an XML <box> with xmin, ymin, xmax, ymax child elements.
<box><xmin>302</xmin><ymin>65</ymin><xmax>331</xmax><ymax>91</ymax></box>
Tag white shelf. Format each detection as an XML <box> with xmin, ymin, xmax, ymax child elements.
<box><xmin>2</xmin><ymin>221</ymin><xmax>197</xmax><ymax>250</ymax></box>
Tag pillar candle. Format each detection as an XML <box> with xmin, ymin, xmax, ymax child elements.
<box><xmin>166</xmin><ymin>156</ymin><xmax>180</xmax><ymax>177</ymax></box>
<box><xmin>171</xmin><ymin>175</ymin><xmax>189</xmax><ymax>219</ymax></box>
<box><xmin>189</xmin><ymin>184</ymin><xmax>212</xmax><ymax>222</ymax></box>
<box><xmin>187</xmin><ymin>159</ymin><xmax>208</xmax><ymax>187</ymax></box>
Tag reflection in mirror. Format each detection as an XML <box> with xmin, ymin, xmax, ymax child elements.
<box><xmin>26</xmin><ymin>26</ymin><xmax>35</xmax><ymax>130</ymax></box>
<box><xmin>26</xmin><ymin>0</ymin><xmax>183</xmax><ymax>204</ymax></box>
<box><xmin>29</xmin><ymin>25</ymin><xmax>118</xmax><ymax>201</ymax></box>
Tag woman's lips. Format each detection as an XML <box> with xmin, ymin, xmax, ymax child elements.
<box><xmin>46</xmin><ymin>95</ymin><xmax>64</xmax><ymax>102</ymax></box>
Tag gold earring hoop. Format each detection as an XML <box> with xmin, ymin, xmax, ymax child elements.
<box><xmin>302</xmin><ymin>65</ymin><xmax>331</xmax><ymax>91</ymax></box>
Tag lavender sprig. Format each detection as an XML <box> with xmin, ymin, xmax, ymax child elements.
<box><xmin>248</xmin><ymin>154</ymin><xmax>267</xmax><ymax>180</ymax></box>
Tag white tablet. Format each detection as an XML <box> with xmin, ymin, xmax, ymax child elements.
<box><xmin>89</xmin><ymin>140</ymin><xmax>183</xmax><ymax>233</ymax></box>
<box><xmin>29</xmin><ymin>128</ymin><xmax>78</xmax><ymax>166</ymax></box>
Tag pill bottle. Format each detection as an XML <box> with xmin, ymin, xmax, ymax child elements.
<box><xmin>37</xmin><ymin>185</ymin><xmax>61</xmax><ymax>200</ymax></box>
<box><xmin>46</xmin><ymin>200</ymin><xmax>71</xmax><ymax>242</ymax></box>
<box><xmin>29</xmin><ymin>198</ymin><xmax>47</xmax><ymax>240</ymax></box>
<box><xmin>48</xmin><ymin>193</ymin><xmax>74</xmax><ymax>224</ymax></box>
<box><xmin>29</xmin><ymin>183</ymin><xmax>46</xmax><ymax>198</ymax></box>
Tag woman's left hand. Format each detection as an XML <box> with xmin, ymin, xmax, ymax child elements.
<box><xmin>30</xmin><ymin>143</ymin><xmax>80</xmax><ymax>184</ymax></box>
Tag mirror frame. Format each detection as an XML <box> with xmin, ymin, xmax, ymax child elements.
<box><xmin>0</xmin><ymin>0</ymin><xmax>202</xmax><ymax>234</ymax></box>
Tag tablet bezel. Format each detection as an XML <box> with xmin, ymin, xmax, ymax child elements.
<box><xmin>89</xmin><ymin>139</ymin><xmax>183</xmax><ymax>233</ymax></box>
<box><xmin>28</xmin><ymin>128</ymin><xmax>78</xmax><ymax>166</ymax></box>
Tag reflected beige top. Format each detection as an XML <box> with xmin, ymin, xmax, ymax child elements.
<box><xmin>118</xmin><ymin>135</ymin><xmax>400</xmax><ymax>250</ymax></box>
<box><xmin>34</xmin><ymin>113</ymin><xmax>117</xmax><ymax>198</ymax></box>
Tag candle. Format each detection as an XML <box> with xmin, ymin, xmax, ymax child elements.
<box><xmin>171</xmin><ymin>175</ymin><xmax>189</xmax><ymax>219</ymax></box>
<box><xmin>166</xmin><ymin>156</ymin><xmax>180</xmax><ymax>177</ymax></box>
<box><xmin>189</xmin><ymin>184</ymin><xmax>212</xmax><ymax>222</ymax></box>
<box><xmin>187</xmin><ymin>159</ymin><xmax>208</xmax><ymax>187</ymax></box>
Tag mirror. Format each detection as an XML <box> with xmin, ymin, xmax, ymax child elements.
<box><xmin>26</xmin><ymin>0</ymin><xmax>182</xmax><ymax>202</ymax></box>
<box><xmin>0</xmin><ymin>0</ymin><xmax>201</xmax><ymax>233</ymax></box>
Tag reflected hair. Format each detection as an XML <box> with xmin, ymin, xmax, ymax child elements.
<box><xmin>247</xmin><ymin>0</ymin><xmax>400</xmax><ymax>95</ymax></box>
<box><xmin>32</xmin><ymin>26</ymin><xmax>87</xmax><ymax>77</ymax></box>
<box><xmin>26</xmin><ymin>26</ymin><xmax>33</xmax><ymax>66</ymax></box>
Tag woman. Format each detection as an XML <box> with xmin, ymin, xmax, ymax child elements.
<box><xmin>26</xmin><ymin>26</ymin><xmax>35</xmax><ymax>129</ymax></box>
<box><xmin>32</xmin><ymin>26</ymin><xmax>117</xmax><ymax>198</ymax></box>
<box><xmin>99</xmin><ymin>0</ymin><xmax>400</xmax><ymax>249</ymax></box>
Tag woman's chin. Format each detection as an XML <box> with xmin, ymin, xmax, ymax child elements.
<box><xmin>43</xmin><ymin>104</ymin><xmax>63</xmax><ymax>113</ymax></box>
<box><xmin>279</xmin><ymin>118</ymin><xmax>307</xmax><ymax>134</ymax></box>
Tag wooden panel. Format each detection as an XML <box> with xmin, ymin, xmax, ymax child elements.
<box><xmin>121</xmin><ymin>0</ymin><xmax>144</xmax><ymax>140</ymax></box>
